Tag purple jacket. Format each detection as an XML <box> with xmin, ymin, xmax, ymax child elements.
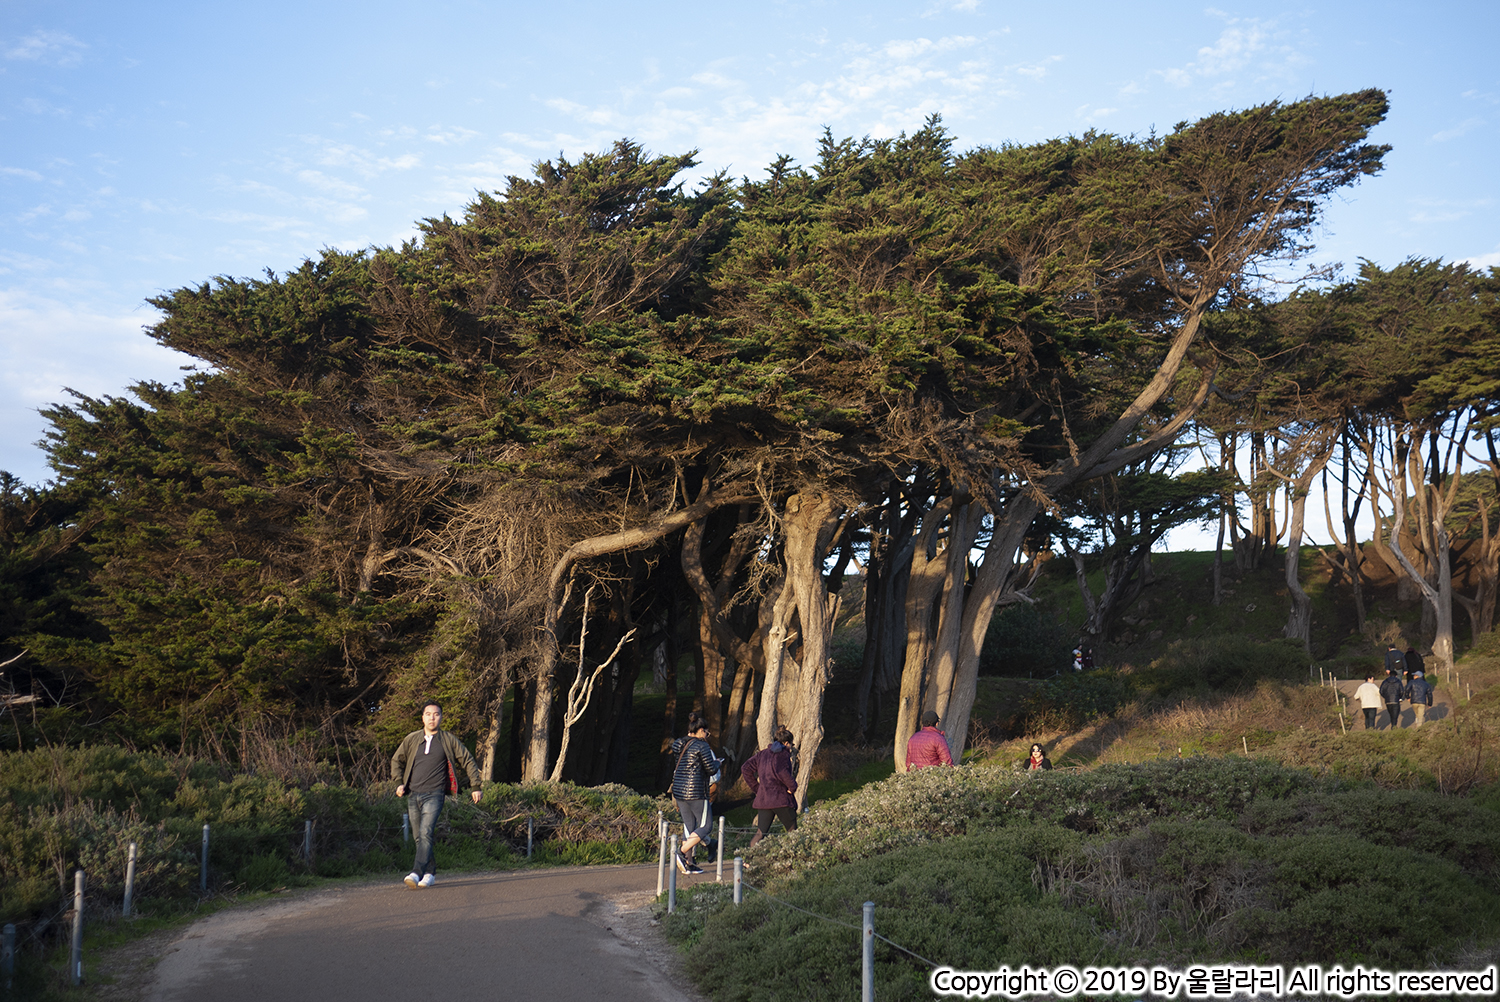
<box><xmin>741</xmin><ymin>743</ymin><xmax>798</xmax><ymax>809</ymax></box>
<box><xmin>905</xmin><ymin>727</ymin><xmax>954</xmax><ymax>770</ymax></box>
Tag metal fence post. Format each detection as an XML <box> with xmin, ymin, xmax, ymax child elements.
<box><xmin>200</xmin><ymin>824</ymin><xmax>210</xmax><ymax>892</ymax></box>
<box><xmin>123</xmin><ymin>842</ymin><xmax>138</xmax><ymax>918</ymax></box>
<box><xmin>862</xmin><ymin>900</ymin><xmax>875</xmax><ymax>1002</ymax></box>
<box><xmin>303</xmin><ymin>820</ymin><xmax>313</xmax><ymax>862</ymax></box>
<box><xmin>715</xmin><ymin>816</ymin><xmax>725</xmax><ymax>882</ymax></box>
<box><xmin>667</xmin><ymin>835</ymin><xmax>678</xmax><ymax>914</ymax></box>
<box><xmin>70</xmin><ymin>870</ymin><xmax>85</xmax><ymax>986</ymax></box>
<box><xmin>3</xmin><ymin>922</ymin><xmax>15</xmax><ymax>991</ymax></box>
<box><xmin>656</xmin><ymin>818</ymin><xmax>668</xmax><ymax>896</ymax></box>
<box><xmin>527</xmin><ymin>816</ymin><xmax>534</xmax><ymax>859</ymax></box>
<box><xmin>402</xmin><ymin>812</ymin><xmax>410</xmax><ymax>844</ymax></box>
<box><xmin>733</xmin><ymin>856</ymin><xmax>743</xmax><ymax>905</ymax></box>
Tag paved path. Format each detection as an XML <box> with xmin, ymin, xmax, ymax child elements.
<box><xmin>144</xmin><ymin>864</ymin><xmax>705</xmax><ymax>1002</ymax></box>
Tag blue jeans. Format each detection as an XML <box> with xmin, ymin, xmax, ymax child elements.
<box><xmin>408</xmin><ymin>791</ymin><xmax>445</xmax><ymax>876</ymax></box>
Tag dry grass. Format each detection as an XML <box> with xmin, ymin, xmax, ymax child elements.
<box><xmin>972</xmin><ymin>640</ymin><xmax>1500</xmax><ymax>795</ymax></box>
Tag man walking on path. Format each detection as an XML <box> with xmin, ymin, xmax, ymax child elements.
<box><xmin>1405</xmin><ymin>670</ymin><xmax>1434</xmax><ymax>728</ymax></box>
<box><xmin>1385</xmin><ymin>643</ymin><xmax>1406</xmax><ymax>678</ymax></box>
<box><xmin>1354</xmin><ymin>674</ymin><xmax>1383</xmax><ymax>730</ymax></box>
<box><xmin>905</xmin><ymin>710</ymin><xmax>955</xmax><ymax>770</ymax></box>
<box><xmin>392</xmin><ymin>701</ymin><xmax>483</xmax><ymax>888</ymax></box>
<box><xmin>1379</xmin><ymin>668</ymin><xmax>1406</xmax><ymax>730</ymax></box>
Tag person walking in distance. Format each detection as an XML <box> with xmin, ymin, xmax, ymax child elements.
<box><xmin>1405</xmin><ymin>670</ymin><xmax>1434</xmax><ymax>728</ymax></box>
<box><xmin>391</xmin><ymin>701</ymin><xmax>484</xmax><ymax>888</ymax></box>
<box><xmin>1354</xmin><ymin>674</ymin><xmax>1383</xmax><ymax>730</ymax></box>
<box><xmin>1379</xmin><ymin>667</ymin><xmax>1406</xmax><ymax>730</ymax></box>
<box><xmin>1384</xmin><ymin>643</ymin><xmax>1406</xmax><ymax>679</ymax></box>
<box><xmin>670</xmin><ymin>711</ymin><xmax>721</xmax><ymax>875</ymax></box>
<box><xmin>741</xmin><ymin>726</ymin><xmax>798</xmax><ymax>848</ymax></box>
<box><xmin>905</xmin><ymin>710</ymin><xmax>955</xmax><ymax>770</ymax></box>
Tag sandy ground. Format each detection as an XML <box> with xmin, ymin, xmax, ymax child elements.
<box><xmin>80</xmin><ymin>864</ymin><xmax>709</xmax><ymax>1002</ymax></box>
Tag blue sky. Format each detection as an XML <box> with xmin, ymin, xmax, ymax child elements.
<box><xmin>3</xmin><ymin>0</ymin><xmax>1498</xmax><ymax>501</ymax></box>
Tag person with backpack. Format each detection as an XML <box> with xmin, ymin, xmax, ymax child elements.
<box><xmin>1404</xmin><ymin>670</ymin><xmax>1435</xmax><ymax>728</ymax></box>
<box><xmin>1379</xmin><ymin>667</ymin><xmax>1406</xmax><ymax>730</ymax></box>
<box><xmin>391</xmin><ymin>701</ymin><xmax>483</xmax><ymax>888</ymax></box>
<box><xmin>741</xmin><ymin>726</ymin><xmax>799</xmax><ymax>847</ymax></box>
<box><xmin>669</xmin><ymin>711</ymin><xmax>721</xmax><ymax>875</ymax></box>
<box><xmin>1384</xmin><ymin>643</ymin><xmax>1406</xmax><ymax>677</ymax></box>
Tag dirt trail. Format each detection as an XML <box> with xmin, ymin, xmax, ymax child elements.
<box><xmin>94</xmin><ymin>863</ymin><xmax>710</xmax><ymax>1002</ymax></box>
<box><xmin>1332</xmin><ymin>673</ymin><xmax>1456</xmax><ymax>731</ymax></box>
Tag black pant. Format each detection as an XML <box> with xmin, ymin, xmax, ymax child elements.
<box><xmin>750</xmin><ymin>806</ymin><xmax>798</xmax><ymax>846</ymax></box>
<box><xmin>1385</xmin><ymin>702</ymin><xmax>1401</xmax><ymax>729</ymax></box>
<box><xmin>1363</xmin><ymin>707</ymin><xmax>1377</xmax><ymax>729</ymax></box>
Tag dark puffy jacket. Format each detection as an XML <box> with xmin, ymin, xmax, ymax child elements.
<box><xmin>741</xmin><ymin>743</ymin><xmax>798</xmax><ymax>810</ymax></box>
<box><xmin>1379</xmin><ymin>674</ymin><xmax>1405</xmax><ymax>704</ymax></box>
<box><xmin>1405</xmin><ymin>677</ymin><xmax>1434</xmax><ymax>707</ymax></box>
<box><xmin>670</xmin><ymin>736</ymin><xmax>719</xmax><ymax>801</ymax></box>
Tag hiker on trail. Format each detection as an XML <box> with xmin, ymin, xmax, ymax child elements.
<box><xmin>670</xmin><ymin>711</ymin><xmax>721</xmax><ymax>875</ymax></box>
<box><xmin>905</xmin><ymin>710</ymin><xmax>955</xmax><ymax>770</ymax></box>
<box><xmin>1024</xmin><ymin>743</ymin><xmax>1053</xmax><ymax>770</ymax></box>
<box><xmin>1354</xmin><ymin>674</ymin><xmax>1383</xmax><ymax>730</ymax></box>
<box><xmin>1405</xmin><ymin>670</ymin><xmax>1435</xmax><ymax>728</ymax></box>
<box><xmin>392</xmin><ymin>701</ymin><xmax>483</xmax><ymax>888</ymax></box>
<box><xmin>1384</xmin><ymin>644</ymin><xmax>1406</xmax><ymax>678</ymax></box>
<box><xmin>1379</xmin><ymin>668</ymin><xmax>1406</xmax><ymax>730</ymax></box>
<box><xmin>741</xmin><ymin>725</ymin><xmax>799</xmax><ymax>847</ymax></box>
<box><xmin>1405</xmin><ymin>646</ymin><xmax>1424</xmax><ymax>681</ymax></box>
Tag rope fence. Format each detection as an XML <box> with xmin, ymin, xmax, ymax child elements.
<box><xmin>654</xmin><ymin>815</ymin><xmax>939</xmax><ymax>1002</ymax></box>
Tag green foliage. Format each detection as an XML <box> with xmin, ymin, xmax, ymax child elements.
<box><xmin>0</xmin><ymin>746</ymin><xmax>665</xmax><ymax>930</ymax></box>
<box><xmin>1135</xmin><ymin>636</ymin><xmax>1312</xmax><ymax>695</ymax></box>
<box><xmin>685</xmin><ymin>829</ymin><xmax>1102</xmax><ymax>1002</ymax></box>
<box><xmin>1023</xmin><ymin>668</ymin><xmax>1136</xmax><ymax>729</ymax></box>
<box><xmin>979</xmin><ymin>603</ymin><xmax>1071</xmax><ymax>677</ymax></box>
<box><xmin>1056</xmin><ymin>820</ymin><xmax>1497</xmax><ymax>966</ymax></box>
<box><xmin>746</xmin><ymin>757</ymin><xmax>1340</xmax><ymax>879</ymax></box>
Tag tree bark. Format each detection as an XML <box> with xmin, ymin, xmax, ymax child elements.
<box><xmin>759</xmin><ymin>492</ymin><xmax>842</xmax><ymax>804</ymax></box>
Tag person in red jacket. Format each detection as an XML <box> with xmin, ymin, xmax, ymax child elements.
<box><xmin>904</xmin><ymin>710</ymin><xmax>954</xmax><ymax>770</ymax></box>
<box><xmin>741</xmin><ymin>725</ymin><xmax>799</xmax><ymax>847</ymax></box>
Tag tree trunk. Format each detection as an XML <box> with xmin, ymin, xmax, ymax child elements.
<box><xmin>479</xmin><ymin>695</ymin><xmax>506</xmax><ymax>782</ymax></box>
<box><xmin>524</xmin><ymin>492</ymin><xmax>740</xmax><ymax>780</ymax></box>
<box><xmin>764</xmin><ymin>492</ymin><xmax>842</xmax><ymax>805</ymax></box>
<box><xmin>892</xmin><ymin>496</ymin><xmax>957</xmax><ymax>771</ymax></box>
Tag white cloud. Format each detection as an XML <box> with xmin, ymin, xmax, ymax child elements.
<box><xmin>1151</xmin><ymin>15</ymin><xmax>1303</xmax><ymax>93</ymax></box>
<box><xmin>2</xmin><ymin>166</ymin><xmax>44</xmax><ymax>181</ymax></box>
<box><xmin>1462</xmin><ymin>250</ymin><xmax>1500</xmax><ymax>271</ymax></box>
<box><xmin>425</xmin><ymin>125</ymin><xmax>481</xmax><ymax>145</ymax></box>
<box><xmin>1431</xmin><ymin>117</ymin><xmax>1484</xmax><ymax>142</ymax></box>
<box><xmin>5</xmin><ymin>30</ymin><xmax>87</xmax><ymax>67</ymax></box>
<box><xmin>1012</xmin><ymin>55</ymin><xmax>1061</xmax><ymax>80</ymax></box>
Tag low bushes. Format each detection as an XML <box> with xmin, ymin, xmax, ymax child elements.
<box><xmin>0</xmin><ymin>744</ymin><xmax>668</xmax><ymax>932</ymax></box>
<box><xmin>668</xmin><ymin>757</ymin><xmax>1500</xmax><ymax>999</ymax></box>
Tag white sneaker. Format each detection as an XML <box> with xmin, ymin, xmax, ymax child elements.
<box><xmin>418</xmin><ymin>873</ymin><xmax>435</xmax><ymax>888</ymax></box>
<box><xmin>403</xmin><ymin>872</ymin><xmax>420</xmax><ymax>888</ymax></box>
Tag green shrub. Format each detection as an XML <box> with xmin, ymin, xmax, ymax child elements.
<box><xmin>746</xmin><ymin>757</ymin><xmax>1342</xmax><ymax>879</ymax></box>
<box><xmin>1052</xmin><ymin>820</ymin><xmax>1498</xmax><ymax>967</ymax></box>
<box><xmin>1136</xmin><ymin>636</ymin><xmax>1311</xmax><ymax>695</ymax></box>
<box><xmin>236</xmin><ymin>853</ymin><xmax>291</xmax><ymax>891</ymax></box>
<box><xmin>680</xmin><ymin>829</ymin><xmax>1103</xmax><ymax>1002</ymax></box>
